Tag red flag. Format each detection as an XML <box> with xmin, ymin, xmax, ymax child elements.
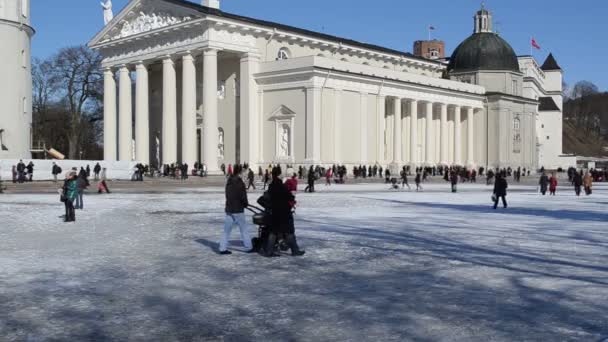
<box><xmin>531</xmin><ymin>38</ymin><xmax>541</xmax><ymax>50</ymax></box>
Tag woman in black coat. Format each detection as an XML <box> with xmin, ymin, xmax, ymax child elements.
<box><xmin>267</xmin><ymin>168</ymin><xmax>305</xmax><ymax>257</ymax></box>
<box><xmin>493</xmin><ymin>173</ymin><xmax>508</xmax><ymax>209</ymax></box>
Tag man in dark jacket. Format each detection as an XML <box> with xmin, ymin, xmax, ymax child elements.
<box><xmin>93</xmin><ymin>163</ymin><xmax>102</xmax><ymax>180</ymax></box>
<box><xmin>266</xmin><ymin>167</ymin><xmax>305</xmax><ymax>257</ymax></box>
<box><xmin>493</xmin><ymin>173</ymin><xmax>508</xmax><ymax>209</ymax></box>
<box><xmin>539</xmin><ymin>172</ymin><xmax>549</xmax><ymax>195</ymax></box>
<box><xmin>219</xmin><ymin>165</ymin><xmax>252</xmax><ymax>255</ymax></box>
<box><xmin>573</xmin><ymin>171</ymin><xmax>583</xmax><ymax>196</ymax></box>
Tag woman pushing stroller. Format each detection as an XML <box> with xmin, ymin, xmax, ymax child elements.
<box><xmin>265</xmin><ymin>167</ymin><xmax>305</xmax><ymax>257</ymax></box>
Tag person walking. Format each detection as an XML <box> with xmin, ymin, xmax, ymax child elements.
<box><xmin>11</xmin><ymin>165</ymin><xmax>17</xmax><ymax>183</ymax></box>
<box><xmin>583</xmin><ymin>172</ymin><xmax>593</xmax><ymax>196</ymax></box>
<box><xmin>400</xmin><ymin>167</ymin><xmax>410</xmax><ymax>190</ymax></box>
<box><xmin>266</xmin><ymin>167</ymin><xmax>305</xmax><ymax>257</ymax></box>
<box><xmin>573</xmin><ymin>171</ymin><xmax>583</xmax><ymax>196</ymax></box>
<box><xmin>305</xmin><ymin>166</ymin><xmax>316</xmax><ymax>193</ymax></box>
<box><xmin>493</xmin><ymin>173</ymin><xmax>508</xmax><ymax>209</ymax></box>
<box><xmin>247</xmin><ymin>168</ymin><xmax>256</xmax><ymax>190</ymax></box>
<box><xmin>549</xmin><ymin>172</ymin><xmax>558</xmax><ymax>196</ymax></box>
<box><xmin>61</xmin><ymin>171</ymin><xmax>78</xmax><ymax>222</ymax></box>
<box><xmin>51</xmin><ymin>162</ymin><xmax>62</xmax><ymax>183</ymax></box>
<box><xmin>98</xmin><ymin>168</ymin><xmax>111</xmax><ymax>194</ymax></box>
<box><xmin>93</xmin><ymin>163</ymin><xmax>101</xmax><ymax>181</ymax></box>
<box><xmin>450</xmin><ymin>170</ymin><xmax>458</xmax><ymax>193</ymax></box>
<box><xmin>415</xmin><ymin>171</ymin><xmax>422</xmax><ymax>192</ymax></box>
<box><xmin>325</xmin><ymin>168</ymin><xmax>332</xmax><ymax>186</ymax></box>
<box><xmin>263</xmin><ymin>169</ymin><xmax>270</xmax><ymax>190</ymax></box>
<box><xmin>219</xmin><ymin>165</ymin><xmax>253</xmax><ymax>255</ymax></box>
<box><xmin>16</xmin><ymin>160</ymin><xmax>26</xmax><ymax>183</ymax></box>
<box><xmin>75</xmin><ymin>173</ymin><xmax>89</xmax><ymax>210</ymax></box>
<box><xmin>26</xmin><ymin>161</ymin><xmax>34</xmax><ymax>182</ymax></box>
<box><xmin>539</xmin><ymin>172</ymin><xmax>549</xmax><ymax>195</ymax></box>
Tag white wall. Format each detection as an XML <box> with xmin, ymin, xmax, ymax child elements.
<box><xmin>0</xmin><ymin>160</ymin><xmax>139</xmax><ymax>181</ymax></box>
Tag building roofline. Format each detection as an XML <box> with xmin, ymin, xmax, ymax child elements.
<box><xmin>160</xmin><ymin>0</ymin><xmax>442</xmax><ymax>66</ymax></box>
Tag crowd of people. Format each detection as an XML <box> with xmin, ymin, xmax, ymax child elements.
<box><xmin>10</xmin><ymin>160</ymin><xmax>35</xmax><ymax>183</ymax></box>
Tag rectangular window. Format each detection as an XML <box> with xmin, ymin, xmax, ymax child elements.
<box><xmin>512</xmin><ymin>80</ymin><xmax>517</xmax><ymax>95</ymax></box>
<box><xmin>23</xmin><ymin>97</ymin><xmax>27</xmax><ymax>114</ymax></box>
<box><xmin>21</xmin><ymin>50</ymin><xmax>26</xmax><ymax>69</ymax></box>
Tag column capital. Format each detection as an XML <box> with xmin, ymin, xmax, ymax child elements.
<box><xmin>117</xmin><ymin>64</ymin><xmax>131</xmax><ymax>71</ymax></box>
<box><xmin>182</xmin><ymin>53</ymin><xmax>195</xmax><ymax>62</ymax></box>
<box><xmin>162</xmin><ymin>56</ymin><xmax>175</xmax><ymax>65</ymax></box>
<box><xmin>203</xmin><ymin>48</ymin><xmax>219</xmax><ymax>56</ymax></box>
<box><xmin>103</xmin><ymin>66</ymin><xmax>115</xmax><ymax>73</ymax></box>
<box><xmin>135</xmin><ymin>62</ymin><xmax>149</xmax><ymax>70</ymax></box>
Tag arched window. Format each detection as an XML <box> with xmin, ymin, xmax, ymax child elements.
<box><xmin>513</xmin><ymin>117</ymin><xmax>521</xmax><ymax>153</ymax></box>
<box><xmin>277</xmin><ymin>48</ymin><xmax>290</xmax><ymax>60</ymax></box>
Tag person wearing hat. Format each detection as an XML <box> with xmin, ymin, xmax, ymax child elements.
<box><xmin>61</xmin><ymin>171</ymin><xmax>78</xmax><ymax>222</ymax></box>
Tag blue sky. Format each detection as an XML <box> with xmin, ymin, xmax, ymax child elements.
<box><xmin>32</xmin><ymin>0</ymin><xmax>608</xmax><ymax>90</ymax></box>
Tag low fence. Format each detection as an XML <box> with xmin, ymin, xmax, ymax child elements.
<box><xmin>0</xmin><ymin>159</ymin><xmax>139</xmax><ymax>181</ymax></box>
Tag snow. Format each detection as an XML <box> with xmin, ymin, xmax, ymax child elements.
<box><xmin>1</xmin><ymin>181</ymin><xmax>607</xmax><ymax>341</ymax></box>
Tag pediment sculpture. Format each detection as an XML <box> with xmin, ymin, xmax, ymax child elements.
<box><xmin>111</xmin><ymin>11</ymin><xmax>192</xmax><ymax>41</ymax></box>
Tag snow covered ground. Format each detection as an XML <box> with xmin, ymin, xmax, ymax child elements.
<box><xmin>1</xmin><ymin>182</ymin><xmax>607</xmax><ymax>341</ymax></box>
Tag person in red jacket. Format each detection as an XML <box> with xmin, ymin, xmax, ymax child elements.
<box><xmin>325</xmin><ymin>168</ymin><xmax>332</xmax><ymax>186</ymax></box>
<box><xmin>549</xmin><ymin>173</ymin><xmax>558</xmax><ymax>196</ymax></box>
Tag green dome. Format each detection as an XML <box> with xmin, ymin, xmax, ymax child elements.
<box><xmin>448</xmin><ymin>32</ymin><xmax>520</xmax><ymax>73</ymax></box>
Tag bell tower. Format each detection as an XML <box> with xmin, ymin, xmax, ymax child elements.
<box><xmin>0</xmin><ymin>0</ymin><xmax>34</xmax><ymax>159</ymax></box>
<box><xmin>474</xmin><ymin>4</ymin><xmax>493</xmax><ymax>33</ymax></box>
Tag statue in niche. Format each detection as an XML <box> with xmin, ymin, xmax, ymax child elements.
<box><xmin>279</xmin><ymin>125</ymin><xmax>290</xmax><ymax>157</ymax></box>
<box><xmin>218</xmin><ymin>129</ymin><xmax>225</xmax><ymax>159</ymax></box>
<box><xmin>101</xmin><ymin>0</ymin><xmax>113</xmax><ymax>25</ymax></box>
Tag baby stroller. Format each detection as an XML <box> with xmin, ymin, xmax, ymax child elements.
<box><xmin>246</xmin><ymin>193</ymin><xmax>294</xmax><ymax>255</ymax></box>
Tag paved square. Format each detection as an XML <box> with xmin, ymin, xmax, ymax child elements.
<box><xmin>1</xmin><ymin>181</ymin><xmax>607</xmax><ymax>341</ymax></box>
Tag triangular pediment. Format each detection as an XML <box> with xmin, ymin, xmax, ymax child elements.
<box><xmin>89</xmin><ymin>0</ymin><xmax>203</xmax><ymax>47</ymax></box>
<box><xmin>268</xmin><ymin>105</ymin><xmax>296</xmax><ymax>121</ymax></box>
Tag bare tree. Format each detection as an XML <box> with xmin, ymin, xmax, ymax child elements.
<box><xmin>48</xmin><ymin>46</ymin><xmax>103</xmax><ymax>159</ymax></box>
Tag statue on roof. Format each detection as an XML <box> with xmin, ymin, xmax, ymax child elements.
<box><xmin>101</xmin><ymin>0</ymin><xmax>114</xmax><ymax>25</ymax></box>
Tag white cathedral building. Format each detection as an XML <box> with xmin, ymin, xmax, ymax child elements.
<box><xmin>86</xmin><ymin>0</ymin><xmax>573</xmax><ymax>173</ymax></box>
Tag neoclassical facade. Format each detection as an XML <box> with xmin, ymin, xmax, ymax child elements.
<box><xmin>0</xmin><ymin>0</ymin><xmax>33</xmax><ymax>160</ymax></box>
<box><xmin>89</xmin><ymin>0</ymin><xmax>571</xmax><ymax>173</ymax></box>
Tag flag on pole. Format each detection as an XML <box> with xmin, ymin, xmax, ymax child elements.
<box><xmin>531</xmin><ymin>37</ymin><xmax>541</xmax><ymax>50</ymax></box>
<box><xmin>429</xmin><ymin>25</ymin><xmax>436</xmax><ymax>30</ymax></box>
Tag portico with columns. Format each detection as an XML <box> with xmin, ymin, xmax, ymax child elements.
<box><xmin>89</xmin><ymin>0</ymin><xmax>509</xmax><ymax>174</ymax></box>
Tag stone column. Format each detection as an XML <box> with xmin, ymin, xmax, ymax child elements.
<box><xmin>305</xmin><ymin>87</ymin><xmax>321</xmax><ymax>163</ymax></box>
<box><xmin>240</xmin><ymin>53</ymin><xmax>260</xmax><ymax>166</ymax></box>
<box><xmin>135</xmin><ymin>62</ymin><xmax>150</xmax><ymax>165</ymax></box>
<box><xmin>440</xmin><ymin>103</ymin><xmax>448</xmax><ymax>165</ymax></box>
<box><xmin>182</xmin><ymin>53</ymin><xmax>197</xmax><ymax>168</ymax></box>
<box><xmin>334</xmin><ymin>89</ymin><xmax>342</xmax><ymax>163</ymax></box>
<box><xmin>162</xmin><ymin>57</ymin><xmax>177</xmax><ymax>165</ymax></box>
<box><xmin>103</xmin><ymin>68</ymin><xmax>117</xmax><ymax>161</ymax></box>
<box><xmin>466</xmin><ymin>107</ymin><xmax>475</xmax><ymax>167</ymax></box>
<box><xmin>454</xmin><ymin>105</ymin><xmax>462</xmax><ymax>165</ymax></box>
<box><xmin>118</xmin><ymin>66</ymin><xmax>132</xmax><ymax>161</ymax></box>
<box><xmin>360</xmin><ymin>92</ymin><xmax>368</xmax><ymax>163</ymax></box>
<box><xmin>425</xmin><ymin>101</ymin><xmax>433</xmax><ymax>165</ymax></box>
<box><xmin>410</xmin><ymin>100</ymin><xmax>418</xmax><ymax>166</ymax></box>
<box><xmin>392</xmin><ymin>98</ymin><xmax>402</xmax><ymax>164</ymax></box>
<box><xmin>377</xmin><ymin>96</ymin><xmax>386</xmax><ymax>164</ymax></box>
<box><xmin>203</xmin><ymin>49</ymin><xmax>219</xmax><ymax>173</ymax></box>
